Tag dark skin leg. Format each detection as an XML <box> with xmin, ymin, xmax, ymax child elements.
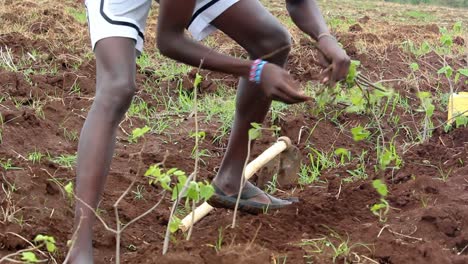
<box><xmin>70</xmin><ymin>37</ymin><xmax>136</xmax><ymax>264</ymax></box>
<box><xmin>211</xmin><ymin>0</ymin><xmax>292</xmax><ymax>203</ymax></box>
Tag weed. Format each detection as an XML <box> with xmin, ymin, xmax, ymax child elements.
<box><xmin>0</xmin><ymin>159</ymin><xmax>22</xmax><ymax>171</ymax></box>
<box><xmin>67</xmin><ymin>7</ymin><xmax>87</xmax><ymax>24</ymax></box>
<box><xmin>62</xmin><ymin>127</ymin><xmax>79</xmax><ymax>142</ymax></box>
<box><xmin>129</xmin><ymin>126</ymin><xmax>150</xmax><ymax>143</ymax></box>
<box><xmin>64</xmin><ymin>181</ymin><xmax>74</xmax><ymax>202</ymax></box>
<box><xmin>49</xmin><ymin>154</ymin><xmax>77</xmax><ymax>168</ymax></box>
<box><xmin>370</xmin><ymin>179</ymin><xmax>390</xmax><ymax>222</ymax></box>
<box><xmin>144</xmin><ymin>165</ymin><xmax>214</xmax><ymax>232</ymax></box>
<box><xmin>350</xmin><ymin>126</ymin><xmax>371</xmax><ymax>141</ymax></box>
<box><xmin>132</xmin><ymin>185</ymin><xmax>145</xmax><ymax>200</ymax></box>
<box><xmin>28</xmin><ymin>150</ymin><xmax>44</xmax><ymax>164</ymax></box>
<box><xmin>334</xmin><ymin>148</ymin><xmax>351</xmax><ymax>165</ymax></box>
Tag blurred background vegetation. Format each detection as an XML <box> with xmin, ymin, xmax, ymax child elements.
<box><xmin>383</xmin><ymin>0</ymin><xmax>468</xmax><ymax>8</ymax></box>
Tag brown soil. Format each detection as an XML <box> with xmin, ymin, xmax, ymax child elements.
<box><xmin>1</xmin><ymin>1</ymin><xmax>468</xmax><ymax>264</ymax></box>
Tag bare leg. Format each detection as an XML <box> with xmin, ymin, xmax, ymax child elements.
<box><xmin>70</xmin><ymin>38</ymin><xmax>137</xmax><ymax>264</ymax></box>
<box><xmin>211</xmin><ymin>0</ymin><xmax>292</xmax><ymax>203</ymax></box>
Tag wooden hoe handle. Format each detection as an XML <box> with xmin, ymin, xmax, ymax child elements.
<box><xmin>180</xmin><ymin>137</ymin><xmax>292</xmax><ymax>232</ymax></box>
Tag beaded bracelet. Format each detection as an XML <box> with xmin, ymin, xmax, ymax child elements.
<box><xmin>249</xmin><ymin>59</ymin><xmax>268</xmax><ymax>84</ymax></box>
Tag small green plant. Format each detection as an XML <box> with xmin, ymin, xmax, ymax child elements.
<box><xmin>34</xmin><ymin>234</ymin><xmax>57</xmax><ymax>253</ymax></box>
<box><xmin>50</xmin><ymin>154</ymin><xmax>77</xmax><ymax>168</ymax></box>
<box><xmin>21</xmin><ymin>251</ymin><xmax>39</xmax><ymax>263</ymax></box>
<box><xmin>132</xmin><ymin>185</ymin><xmax>145</xmax><ymax>200</ymax></box>
<box><xmin>64</xmin><ymin>181</ymin><xmax>74</xmax><ymax>202</ymax></box>
<box><xmin>209</xmin><ymin>227</ymin><xmax>224</xmax><ymax>253</ymax></box>
<box><xmin>417</xmin><ymin>91</ymin><xmax>435</xmax><ymax>141</ymax></box>
<box><xmin>370</xmin><ymin>179</ymin><xmax>390</xmax><ymax>222</ymax></box>
<box><xmin>334</xmin><ymin>148</ymin><xmax>351</xmax><ymax>165</ymax></box>
<box><xmin>62</xmin><ymin>127</ymin><xmax>79</xmax><ymax>142</ymax></box>
<box><xmin>377</xmin><ymin>142</ymin><xmax>402</xmax><ymax>171</ymax></box>
<box><xmin>0</xmin><ymin>159</ymin><xmax>22</xmax><ymax>171</ymax></box>
<box><xmin>145</xmin><ymin>165</ymin><xmax>214</xmax><ymax>233</ymax></box>
<box><xmin>129</xmin><ymin>126</ymin><xmax>151</xmax><ymax>143</ymax></box>
<box><xmin>28</xmin><ymin>150</ymin><xmax>43</xmax><ymax>164</ymax></box>
<box><xmin>350</xmin><ymin>126</ymin><xmax>370</xmax><ymax>141</ymax></box>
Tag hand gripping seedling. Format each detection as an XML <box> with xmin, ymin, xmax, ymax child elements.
<box><xmin>180</xmin><ymin>136</ymin><xmax>301</xmax><ymax>232</ymax></box>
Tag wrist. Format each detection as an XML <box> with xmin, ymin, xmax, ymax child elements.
<box><xmin>249</xmin><ymin>59</ymin><xmax>268</xmax><ymax>84</ymax></box>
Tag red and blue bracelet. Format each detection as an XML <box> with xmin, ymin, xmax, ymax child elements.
<box><xmin>249</xmin><ymin>59</ymin><xmax>268</xmax><ymax>84</ymax></box>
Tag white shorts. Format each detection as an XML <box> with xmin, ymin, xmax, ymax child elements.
<box><xmin>85</xmin><ymin>0</ymin><xmax>239</xmax><ymax>52</ymax></box>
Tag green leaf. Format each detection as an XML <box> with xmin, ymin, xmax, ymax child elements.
<box><xmin>440</xmin><ymin>34</ymin><xmax>453</xmax><ymax>47</ymax></box>
<box><xmin>370</xmin><ymin>203</ymin><xmax>387</xmax><ymax>213</ymax></box>
<box><xmin>248</xmin><ymin>128</ymin><xmax>261</xmax><ymax>141</ymax></box>
<box><xmin>129</xmin><ymin>126</ymin><xmax>150</xmax><ymax>143</ymax></box>
<box><xmin>186</xmin><ymin>181</ymin><xmax>200</xmax><ymax>201</ymax></box>
<box><xmin>46</xmin><ymin>241</ymin><xmax>57</xmax><ymax>253</ymax></box>
<box><xmin>64</xmin><ymin>182</ymin><xmax>74</xmax><ymax>199</ymax></box>
<box><xmin>437</xmin><ymin>66</ymin><xmax>453</xmax><ymax>78</ymax></box>
<box><xmin>452</xmin><ymin>21</ymin><xmax>462</xmax><ymax>34</ymax></box>
<box><xmin>350</xmin><ymin>126</ymin><xmax>370</xmax><ymax>141</ymax></box>
<box><xmin>199</xmin><ymin>182</ymin><xmax>215</xmax><ymax>201</ymax></box>
<box><xmin>169</xmin><ymin>216</ymin><xmax>181</xmax><ymax>233</ymax></box>
<box><xmin>410</xmin><ymin>62</ymin><xmax>419</xmax><ymax>72</ymax></box>
<box><xmin>346</xmin><ymin>60</ymin><xmax>361</xmax><ymax>86</ymax></box>
<box><xmin>194</xmin><ymin>73</ymin><xmax>203</xmax><ymax>89</ymax></box>
<box><xmin>21</xmin><ymin>252</ymin><xmax>39</xmax><ymax>263</ymax></box>
<box><xmin>250</xmin><ymin>122</ymin><xmax>262</xmax><ymax>129</ymax></box>
<box><xmin>458</xmin><ymin>69</ymin><xmax>468</xmax><ymax>77</ymax></box>
<box><xmin>372</xmin><ymin>179</ymin><xmax>388</xmax><ymax>197</ymax></box>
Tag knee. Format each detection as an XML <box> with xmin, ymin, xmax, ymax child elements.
<box><xmin>92</xmin><ymin>76</ymin><xmax>136</xmax><ymax>123</ymax></box>
<box><xmin>251</xmin><ymin>26</ymin><xmax>292</xmax><ymax>66</ymax></box>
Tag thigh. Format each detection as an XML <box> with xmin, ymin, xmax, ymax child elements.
<box><xmin>210</xmin><ymin>0</ymin><xmax>290</xmax><ymax>58</ymax></box>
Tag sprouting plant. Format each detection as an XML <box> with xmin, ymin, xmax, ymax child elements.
<box><xmin>34</xmin><ymin>234</ymin><xmax>57</xmax><ymax>253</ymax></box>
<box><xmin>0</xmin><ymin>159</ymin><xmax>22</xmax><ymax>171</ymax></box>
<box><xmin>265</xmin><ymin>173</ymin><xmax>278</xmax><ymax>194</ymax></box>
<box><xmin>64</xmin><ymin>181</ymin><xmax>74</xmax><ymax>202</ymax></box>
<box><xmin>49</xmin><ymin>154</ymin><xmax>77</xmax><ymax>168</ymax></box>
<box><xmin>350</xmin><ymin>126</ymin><xmax>370</xmax><ymax>141</ymax></box>
<box><xmin>132</xmin><ymin>185</ymin><xmax>145</xmax><ymax>200</ymax></box>
<box><xmin>207</xmin><ymin>227</ymin><xmax>224</xmax><ymax>253</ymax></box>
<box><xmin>370</xmin><ymin>179</ymin><xmax>390</xmax><ymax>222</ymax></box>
<box><xmin>144</xmin><ymin>165</ymin><xmax>214</xmax><ymax>233</ymax></box>
<box><xmin>129</xmin><ymin>126</ymin><xmax>151</xmax><ymax>143</ymax></box>
<box><xmin>376</xmin><ymin>142</ymin><xmax>402</xmax><ymax>171</ymax></box>
<box><xmin>21</xmin><ymin>252</ymin><xmax>39</xmax><ymax>263</ymax></box>
<box><xmin>416</xmin><ymin>91</ymin><xmax>435</xmax><ymax>141</ymax></box>
<box><xmin>345</xmin><ymin>60</ymin><xmax>361</xmax><ymax>88</ymax></box>
<box><xmin>28</xmin><ymin>150</ymin><xmax>43</xmax><ymax>164</ymax></box>
<box><xmin>334</xmin><ymin>148</ymin><xmax>351</xmax><ymax>165</ymax></box>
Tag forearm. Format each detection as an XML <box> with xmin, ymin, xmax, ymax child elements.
<box><xmin>286</xmin><ymin>0</ymin><xmax>330</xmax><ymax>40</ymax></box>
<box><xmin>157</xmin><ymin>33</ymin><xmax>251</xmax><ymax>78</ymax></box>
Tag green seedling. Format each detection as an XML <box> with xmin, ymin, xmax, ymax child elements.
<box><xmin>454</xmin><ymin>68</ymin><xmax>468</xmax><ymax>84</ymax></box>
<box><xmin>129</xmin><ymin>126</ymin><xmax>150</xmax><ymax>143</ymax></box>
<box><xmin>417</xmin><ymin>91</ymin><xmax>435</xmax><ymax>141</ymax></box>
<box><xmin>132</xmin><ymin>185</ymin><xmax>145</xmax><ymax>200</ymax></box>
<box><xmin>334</xmin><ymin>148</ymin><xmax>351</xmax><ymax>165</ymax></box>
<box><xmin>0</xmin><ymin>159</ymin><xmax>22</xmax><ymax>171</ymax></box>
<box><xmin>28</xmin><ymin>150</ymin><xmax>43</xmax><ymax>164</ymax></box>
<box><xmin>64</xmin><ymin>182</ymin><xmax>74</xmax><ymax>201</ymax></box>
<box><xmin>50</xmin><ymin>154</ymin><xmax>77</xmax><ymax>168</ymax></box>
<box><xmin>34</xmin><ymin>234</ymin><xmax>57</xmax><ymax>253</ymax></box>
<box><xmin>21</xmin><ymin>251</ymin><xmax>39</xmax><ymax>263</ymax></box>
<box><xmin>350</xmin><ymin>126</ymin><xmax>370</xmax><ymax>141</ymax></box>
<box><xmin>145</xmin><ymin>165</ymin><xmax>214</xmax><ymax>233</ymax></box>
<box><xmin>377</xmin><ymin>143</ymin><xmax>402</xmax><ymax>171</ymax></box>
<box><xmin>370</xmin><ymin>179</ymin><xmax>390</xmax><ymax>222</ymax></box>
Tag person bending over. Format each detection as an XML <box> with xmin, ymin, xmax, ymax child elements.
<box><xmin>71</xmin><ymin>0</ymin><xmax>350</xmax><ymax>262</ymax></box>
